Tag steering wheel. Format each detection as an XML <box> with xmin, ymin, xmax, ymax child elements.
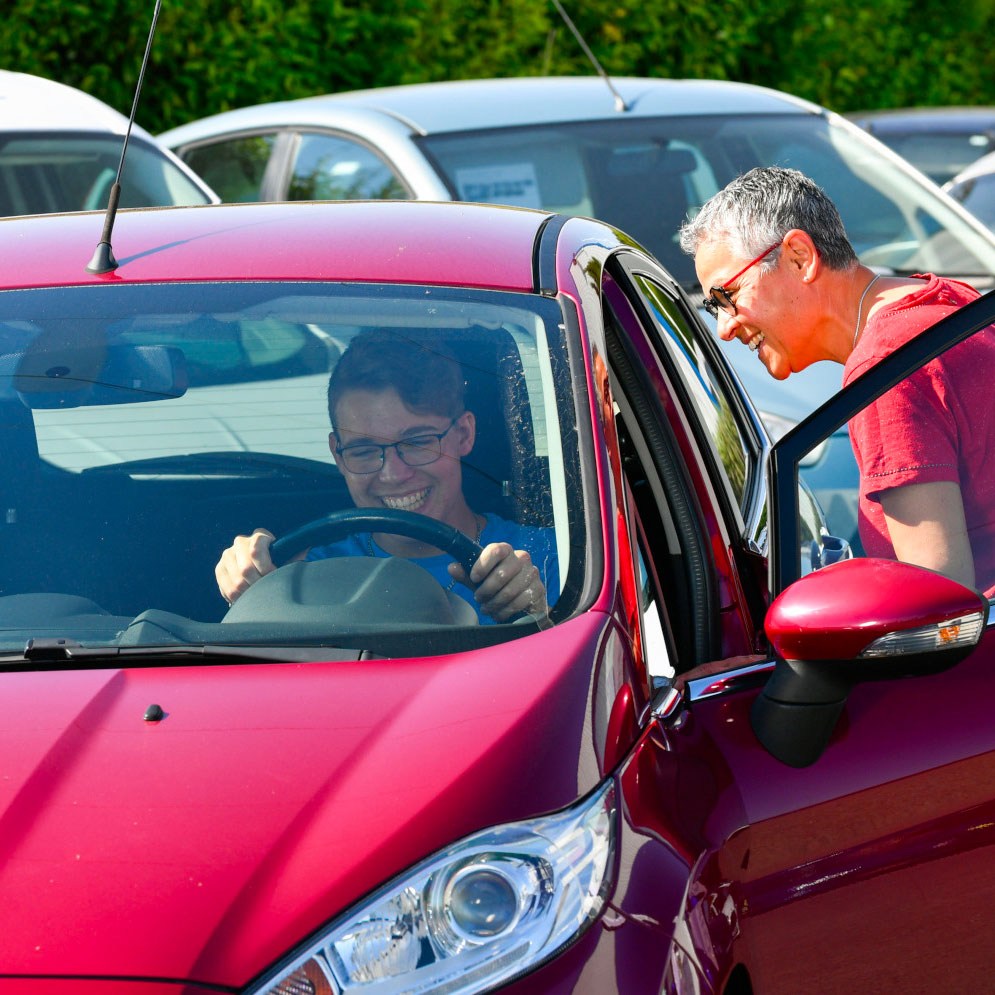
<box><xmin>269</xmin><ymin>509</ymin><xmax>484</xmax><ymax>577</ymax></box>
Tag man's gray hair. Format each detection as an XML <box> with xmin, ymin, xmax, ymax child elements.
<box><xmin>678</xmin><ymin>166</ymin><xmax>858</xmax><ymax>271</ymax></box>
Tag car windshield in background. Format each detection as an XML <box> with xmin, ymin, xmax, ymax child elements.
<box><xmin>0</xmin><ymin>133</ymin><xmax>212</xmax><ymax>216</ymax></box>
<box><xmin>0</xmin><ymin>283</ymin><xmax>578</xmax><ymax>655</ymax></box>
<box><xmin>420</xmin><ymin>112</ymin><xmax>995</xmax><ymax>291</ymax></box>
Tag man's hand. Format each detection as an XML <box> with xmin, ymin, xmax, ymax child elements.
<box><xmin>448</xmin><ymin>542</ymin><xmax>548</xmax><ymax>622</ymax></box>
<box><xmin>215</xmin><ymin>528</ymin><xmax>277</xmax><ymax>605</ymax></box>
<box><xmin>880</xmin><ymin>480</ymin><xmax>976</xmax><ymax>589</ymax></box>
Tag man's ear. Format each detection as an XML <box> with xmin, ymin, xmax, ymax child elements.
<box><xmin>781</xmin><ymin>229</ymin><xmax>821</xmax><ymax>283</ymax></box>
<box><xmin>328</xmin><ymin>431</ymin><xmax>343</xmax><ymax>471</ymax></box>
<box><xmin>457</xmin><ymin>410</ymin><xmax>476</xmax><ymax>456</ymax></box>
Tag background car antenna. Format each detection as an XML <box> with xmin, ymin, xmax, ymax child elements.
<box><xmin>549</xmin><ymin>0</ymin><xmax>629</xmax><ymax>112</ymax></box>
<box><xmin>86</xmin><ymin>0</ymin><xmax>162</xmax><ymax>275</ymax></box>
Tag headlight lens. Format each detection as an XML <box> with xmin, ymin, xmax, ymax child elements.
<box><xmin>249</xmin><ymin>781</ymin><xmax>617</xmax><ymax>995</ymax></box>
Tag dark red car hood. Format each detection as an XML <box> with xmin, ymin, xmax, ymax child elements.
<box><xmin>0</xmin><ymin>616</ymin><xmax>606</xmax><ymax>986</ymax></box>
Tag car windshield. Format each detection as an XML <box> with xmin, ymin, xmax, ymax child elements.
<box><xmin>420</xmin><ymin>112</ymin><xmax>995</xmax><ymax>292</ymax></box>
<box><xmin>0</xmin><ymin>133</ymin><xmax>211</xmax><ymax>216</ymax></box>
<box><xmin>0</xmin><ymin>282</ymin><xmax>580</xmax><ymax>656</ymax></box>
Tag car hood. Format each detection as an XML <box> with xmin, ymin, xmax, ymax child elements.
<box><xmin>0</xmin><ymin>615</ymin><xmax>606</xmax><ymax>986</ymax></box>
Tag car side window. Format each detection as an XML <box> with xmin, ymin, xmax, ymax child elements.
<box><xmin>181</xmin><ymin>134</ymin><xmax>276</xmax><ymax>203</ymax></box>
<box><xmin>287</xmin><ymin>133</ymin><xmax>407</xmax><ymax>201</ymax></box>
<box><xmin>624</xmin><ymin>271</ymin><xmax>757</xmax><ymax>520</ymax></box>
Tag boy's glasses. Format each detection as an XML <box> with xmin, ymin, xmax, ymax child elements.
<box><xmin>336</xmin><ymin>417</ymin><xmax>460</xmax><ymax>474</ymax></box>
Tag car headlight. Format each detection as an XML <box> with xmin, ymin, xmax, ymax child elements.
<box><xmin>248</xmin><ymin>781</ymin><xmax>617</xmax><ymax>995</ymax></box>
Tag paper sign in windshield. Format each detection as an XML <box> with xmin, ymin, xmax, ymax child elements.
<box><xmin>455</xmin><ymin>164</ymin><xmax>542</xmax><ymax>209</ymax></box>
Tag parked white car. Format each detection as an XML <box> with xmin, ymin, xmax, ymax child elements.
<box><xmin>0</xmin><ymin>70</ymin><xmax>217</xmax><ymax>216</ymax></box>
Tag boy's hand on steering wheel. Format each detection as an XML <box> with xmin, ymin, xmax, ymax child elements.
<box><xmin>448</xmin><ymin>542</ymin><xmax>548</xmax><ymax>622</ymax></box>
<box><xmin>215</xmin><ymin>528</ymin><xmax>277</xmax><ymax>606</ymax></box>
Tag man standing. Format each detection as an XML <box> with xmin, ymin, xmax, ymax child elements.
<box><xmin>679</xmin><ymin>166</ymin><xmax>995</xmax><ymax>594</ymax></box>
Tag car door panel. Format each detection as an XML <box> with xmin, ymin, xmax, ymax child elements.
<box><xmin>703</xmin><ymin>639</ymin><xmax>995</xmax><ymax>987</ymax></box>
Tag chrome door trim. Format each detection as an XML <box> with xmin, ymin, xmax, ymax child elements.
<box><xmin>687</xmin><ymin>659</ymin><xmax>775</xmax><ymax>702</ymax></box>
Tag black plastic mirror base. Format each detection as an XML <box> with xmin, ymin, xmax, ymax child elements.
<box><xmin>750</xmin><ymin>692</ymin><xmax>847</xmax><ymax>768</ymax></box>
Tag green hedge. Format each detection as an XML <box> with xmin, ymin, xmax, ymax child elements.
<box><xmin>4</xmin><ymin>0</ymin><xmax>995</xmax><ymax>134</ymax></box>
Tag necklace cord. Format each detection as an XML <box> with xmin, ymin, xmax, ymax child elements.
<box><xmin>853</xmin><ymin>273</ymin><xmax>880</xmax><ymax>349</ymax></box>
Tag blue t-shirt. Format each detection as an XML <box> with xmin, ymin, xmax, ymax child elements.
<box><xmin>305</xmin><ymin>512</ymin><xmax>559</xmax><ymax>625</ymax></box>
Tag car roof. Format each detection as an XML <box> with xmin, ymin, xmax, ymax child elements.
<box><xmin>0</xmin><ymin>200</ymin><xmax>549</xmax><ymax>291</ymax></box>
<box><xmin>159</xmin><ymin>75</ymin><xmax>822</xmax><ymax>145</ymax></box>
<box><xmin>0</xmin><ymin>69</ymin><xmax>146</xmax><ymax>136</ymax></box>
<box><xmin>848</xmin><ymin>106</ymin><xmax>995</xmax><ymax>135</ymax></box>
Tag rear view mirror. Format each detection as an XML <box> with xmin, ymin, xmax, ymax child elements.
<box><xmin>0</xmin><ymin>343</ymin><xmax>187</xmax><ymax>408</ymax></box>
<box><xmin>752</xmin><ymin>558</ymin><xmax>988</xmax><ymax>767</ymax></box>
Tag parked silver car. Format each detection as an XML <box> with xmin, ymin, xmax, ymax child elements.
<box><xmin>161</xmin><ymin>77</ymin><xmax>995</xmax><ymax>549</ymax></box>
<box><xmin>0</xmin><ymin>70</ymin><xmax>217</xmax><ymax>216</ymax></box>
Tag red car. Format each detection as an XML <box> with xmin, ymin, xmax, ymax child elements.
<box><xmin>0</xmin><ymin>200</ymin><xmax>991</xmax><ymax>993</ymax></box>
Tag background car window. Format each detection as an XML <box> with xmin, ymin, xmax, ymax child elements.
<box><xmin>0</xmin><ymin>135</ymin><xmax>210</xmax><ymax>215</ymax></box>
<box><xmin>180</xmin><ymin>134</ymin><xmax>276</xmax><ymax>203</ymax></box>
<box><xmin>287</xmin><ymin>133</ymin><xmax>407</xmax><ymax>201</ymax></box>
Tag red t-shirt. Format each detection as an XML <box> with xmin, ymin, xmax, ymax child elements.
<box><xmin>843</xmin><ymin>274</ymin><xmax>995</xmax><ymax>597</ymax></box>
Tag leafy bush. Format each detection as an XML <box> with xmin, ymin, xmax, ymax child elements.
<box><xmin>3</xmin><ymin>0</ymin><xmax>994</xmax><ymax>134</ymax></box>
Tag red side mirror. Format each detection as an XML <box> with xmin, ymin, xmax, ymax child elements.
<box><xmin>754</xmin><ymin>558</ymin><xmax>988</xmax><ymax>767</ymax></box>
<box><xmin>766</xmin><ymin>557</ymin><xmax>987</xmax><ymax>662</ymax></box>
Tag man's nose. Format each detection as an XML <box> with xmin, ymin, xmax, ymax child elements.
<box><xmin>715</xmin><ymin>309</ymin><xmax>741</xmax><ymax>342</ymax></box>
<box><xmin>377</xmin><ymin>445</ymin><xmax>415</xmax><ymax>480</ymax></box>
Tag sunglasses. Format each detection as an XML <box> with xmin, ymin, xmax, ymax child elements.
<box><xmin>701</xmin><ymin>241</ymin><xmax>781</xmax><ymax>318</ymax></box>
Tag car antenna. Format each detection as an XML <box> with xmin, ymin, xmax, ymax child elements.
<box><xmin>86</xmin><ymin>0</ymin><xmax>162</xmax><ymax>275</ymax></box>
<box><xmin>549</xmin><ymin>0</ymin><xmax>629</xmax><ymax>112</ymax></box>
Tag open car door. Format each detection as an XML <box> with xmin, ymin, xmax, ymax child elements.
<box><xmin>679</xmin><ymin>289</ymin><xmax>995</xmax><ymax>990</ymax></box>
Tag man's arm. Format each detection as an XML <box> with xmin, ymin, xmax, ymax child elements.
<box><xmin>879</xmin><ymin>480</ymin><xmax>976</xmax><ymax>589</ymax></box>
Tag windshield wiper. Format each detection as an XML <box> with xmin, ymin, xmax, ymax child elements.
<box><xmin>0</xmin><ymin>639</ymin><xmax>362</xmax><ymax>671</ymax></box>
